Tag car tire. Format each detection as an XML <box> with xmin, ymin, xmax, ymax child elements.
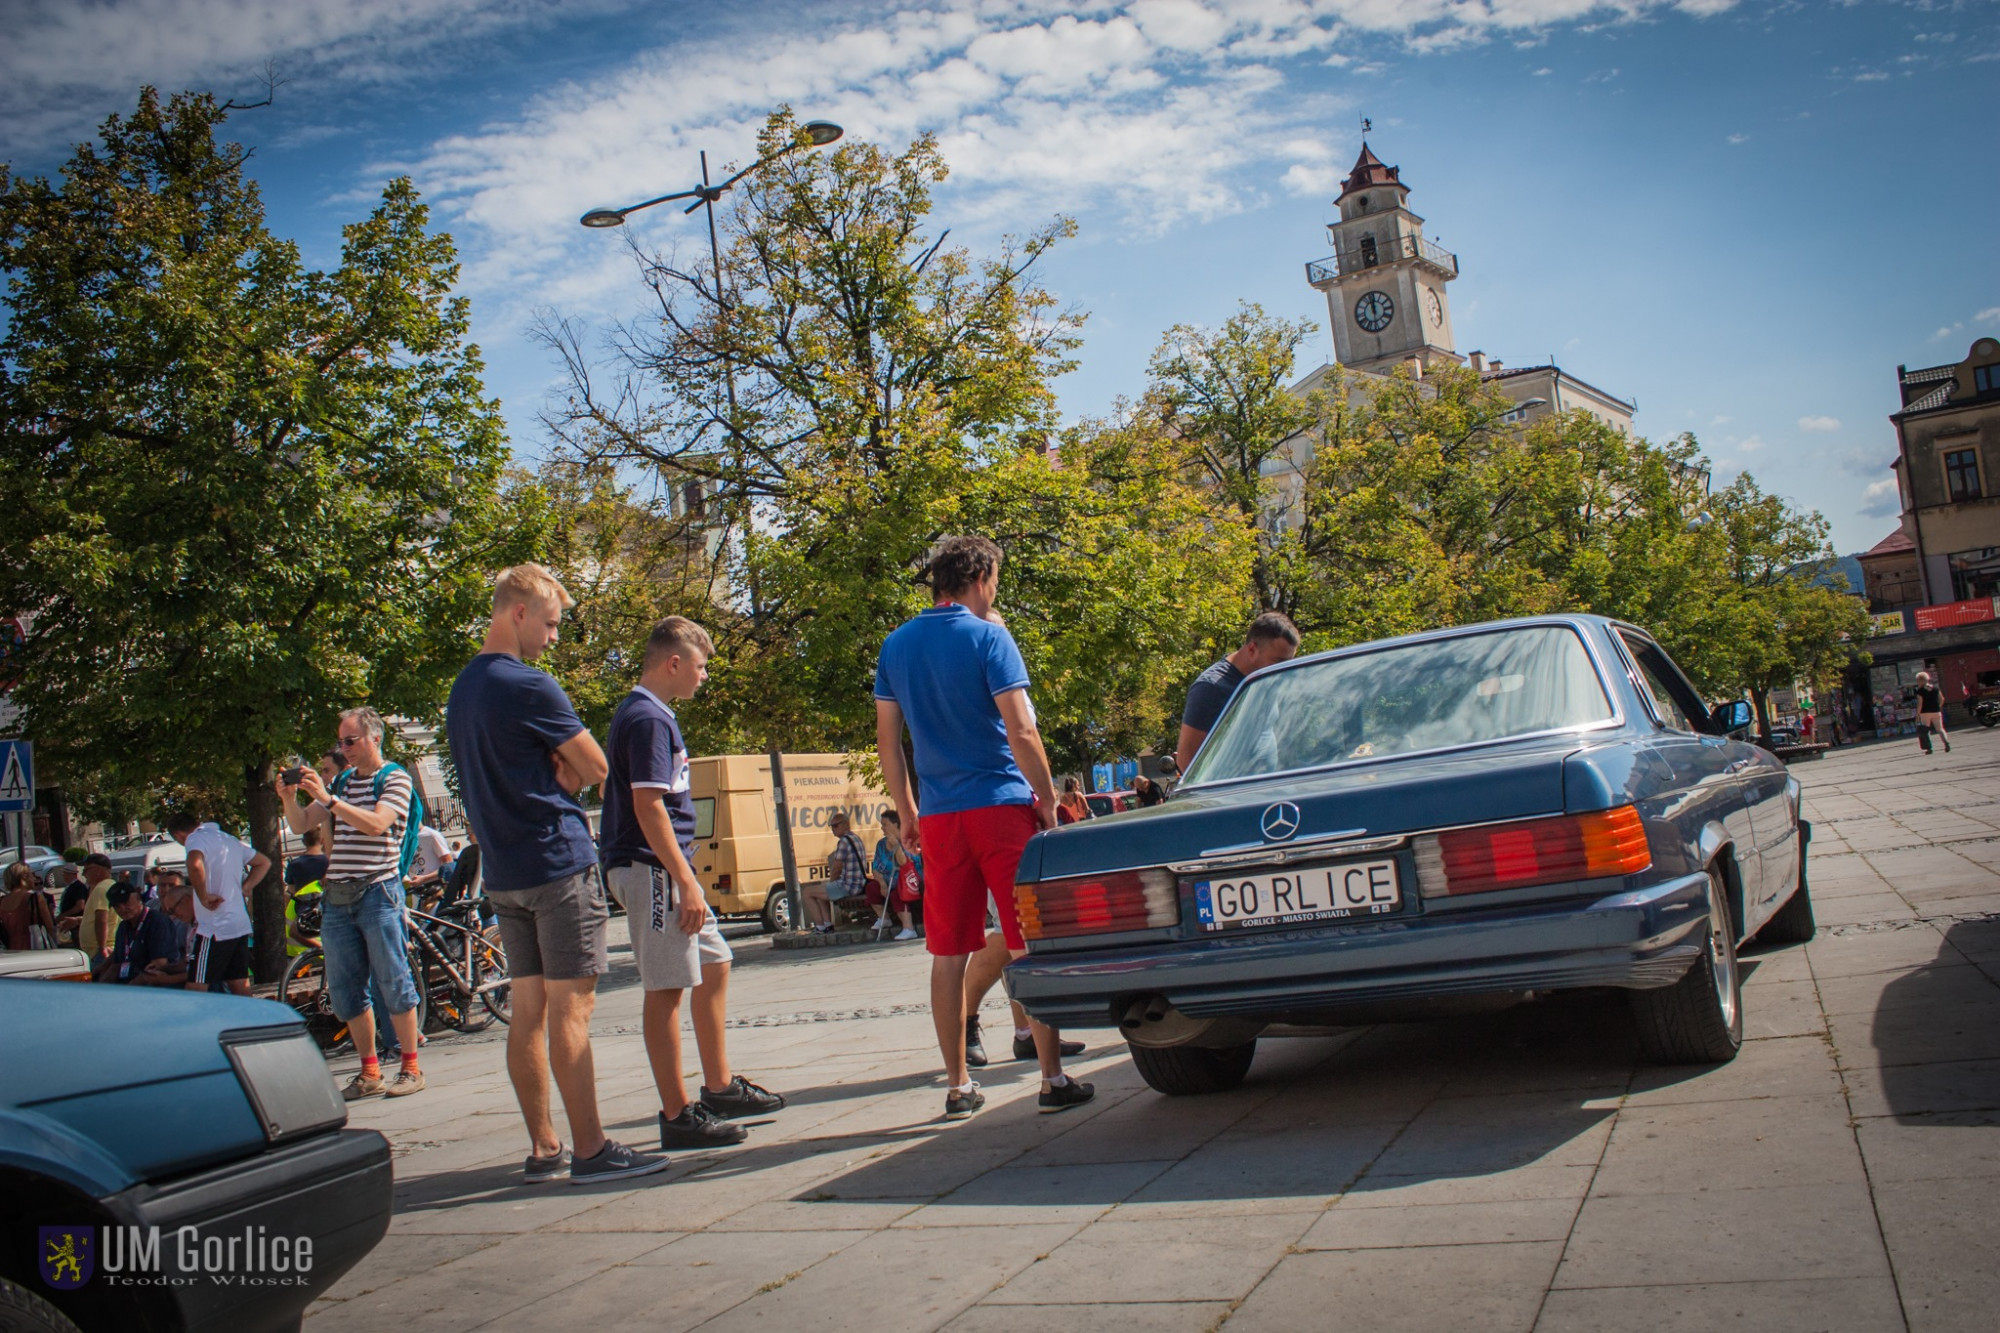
<box><xmin>760</xmin><ymin>887</ymin><xmax>796</xmax><ymax>935</ymax></box>
<box><xmin>1630</xmin><ymin>870</ymin><xmax>1743</xmax><ymax>1064</ymax></box>
<box><xmin>0</xmin><ymin>1275</ymin><xmax>83</xmax><ymax>1333</ymax></box>
<box><xmin>1129</xmin><ymin>1039</ymin><xmax>1258</xmax><ymax>1096</ymax></box>
<box><xmin>1757</xmin><ymin>836</ymin><xmax>1816</xmax><ymax>945</ymax></box>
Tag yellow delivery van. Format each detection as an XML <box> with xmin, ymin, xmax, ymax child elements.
<box><xmin>687</xmin><ymin>753</ymin><xmax>887</xmax><ymax>932</ymax></box>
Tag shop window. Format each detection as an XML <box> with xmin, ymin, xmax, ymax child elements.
<box><xmin>1944</xmin><ymin>448</ymin><xmax>1982</xmax><ymax>503</ymax></box>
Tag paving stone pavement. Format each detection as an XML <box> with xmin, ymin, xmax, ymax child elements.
<box><xmin>309</xmin><ymin>729</ymin><xmax>2000</xmax><ymax>1332</ymax></box>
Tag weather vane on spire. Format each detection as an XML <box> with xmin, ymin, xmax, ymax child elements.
<box><xmin>1360</xmin><ymin>115</ymin><xmax>1372</xmax><ymax>135</ymax></box>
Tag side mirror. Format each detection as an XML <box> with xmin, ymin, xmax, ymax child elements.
<box><xmin>1709</xmin><ymin>700</ymin><xmax>1754</xmax><ymax>735</ymax></box>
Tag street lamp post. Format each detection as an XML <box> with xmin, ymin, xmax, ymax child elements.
<box><xmin>581</xmin><ymin>120</ymin><xmax>843</xmax><ymax>934</ymax></box>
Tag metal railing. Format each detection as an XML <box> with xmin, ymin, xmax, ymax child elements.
<box><xmin>1305</xmin><ymin>233</ymin><xmax>1458</xmax><ymax>284</ymax></box>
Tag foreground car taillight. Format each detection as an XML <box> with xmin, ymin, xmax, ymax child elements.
<box><xmin>1015</xmin><ymin>868</ymin><xmax>1180</xmax><ymax>940</ymax></box>
<box><xmin>1414</xmin><ymin>805</ymin><xmax>1651</xmax><ymax>897</ymax></box>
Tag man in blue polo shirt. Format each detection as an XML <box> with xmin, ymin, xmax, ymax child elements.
<box><xmin>875</xmin><ymin>535</ymin><xmax>1093</xmax><ymax>1121</ymax></box>
<box><xmin>600</xmin><ymin>615</ymin><xmax>784</xmax><ymax>1151</ymax></box>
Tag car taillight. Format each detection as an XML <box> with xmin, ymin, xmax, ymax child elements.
<box><xmin>713</xmin><ymin>875</ymin><xmax>731</xmax><ymax>894</ymax></box>
<box><xmin>1015</xmin><ymin>868</ymin><xmax>1180</xmax><ymax>941</ymax></box>
<box><xmin>1415</xmin><ymin>805</ymin><xmax>1651</xmax><ymax>897</ymax></box>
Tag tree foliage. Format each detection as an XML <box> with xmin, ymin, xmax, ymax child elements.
<box><xmin>546</xmin><ymin>112</ymin><xmax>1249</xmax><ymax>772</ymax></box>
<box><xmin>0</xmin><ymin>89</ymin><xmax>534</xmax><ymax>974</ymax></box>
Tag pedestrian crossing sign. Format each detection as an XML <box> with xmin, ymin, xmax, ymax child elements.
<box><xmin>0</xmin><ymin>740</ymin><xmax>33</xmax><ymax>813</ymax></box>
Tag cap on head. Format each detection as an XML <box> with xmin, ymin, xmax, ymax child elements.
<box><xmin>83</xmin><ymin>852</ymin><xmax>114</xmax><ymax>869</ymax></box>
<box><xmin>107</xmin><ymin>882</ymin><xmax>141</xmax><ymax>908</ymax></box>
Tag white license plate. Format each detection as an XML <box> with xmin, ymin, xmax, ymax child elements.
<box><xmin>1193</xmin><ymin>858</ymin><xmax>1402</xmax><ymax>931</ymax></box>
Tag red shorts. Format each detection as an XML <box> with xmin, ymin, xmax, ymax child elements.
<box><xmin>918</xmin><ymin>803</ymin><xmax>1038</xmax><ymax>956</ymax></box>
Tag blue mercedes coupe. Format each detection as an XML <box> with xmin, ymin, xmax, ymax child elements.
<box><xmin>1006</xmin><ymin>616</ymin><xmax>1812</xmax><ymax>1095</ymax></box>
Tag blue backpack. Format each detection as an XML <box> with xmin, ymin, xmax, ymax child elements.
<box><xmin>332</xmin><ymin>761</ymin><xmax>425</xmax><ymax>879</ymax></box>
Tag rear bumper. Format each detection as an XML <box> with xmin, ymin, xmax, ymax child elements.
<box><xmin>1005</xmin><ymin>871</ymin><xmax>1712</xmax><ymax>1029</ymax></box>
<box><xmin>105</xmin><ymin>1128</ymin><xmax>392</xmax><ymax>1333</ymax></box>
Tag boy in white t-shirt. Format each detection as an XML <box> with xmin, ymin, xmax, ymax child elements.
<box><xmin>168</xmin><ymin>812</ymin><xmax>271</xmax><ymax>995</ymax></box>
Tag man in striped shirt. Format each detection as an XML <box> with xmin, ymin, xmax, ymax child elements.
<box><xmin>279</xmin><ymin>706</ymin><xmax>427</xmax><ymax>1100</ymax></box>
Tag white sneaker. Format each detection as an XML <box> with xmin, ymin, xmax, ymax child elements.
<box><xmin>895</xmin><ymin>928</ymin><xmax>919</xmax><ymax>941</ymax></box>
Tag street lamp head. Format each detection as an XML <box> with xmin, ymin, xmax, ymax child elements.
<box><xmin>802</xmin><ymin>121</ymin><xmax>844</xmax><ymax>147</ymax></box>
<box><xmin>579</xmin><ymin>208</ymin><xmax>627</xmax><ymax>229</ymax></box>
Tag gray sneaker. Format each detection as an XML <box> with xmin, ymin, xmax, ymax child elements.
<box><xmin>569</xmin><ymin>1139</ymin><xmax>670</xmax><ymax>1186</ymax></box>
<box><xmin>341</xmin><ymin>1072</ymin><xmax>385</xmax><ymax>1101</ymax></box>
<box><xmin>524</xmin><ymin>1147</ymin><xmax>571</xmax><ymax>1184</ymax></box>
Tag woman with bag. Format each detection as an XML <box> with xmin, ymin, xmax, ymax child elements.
<box><xmin>1</xmin><ymin>862</ymin><xmax>58</xmax><ymax>951</ymax></box>
<box><xmin>870</xmin><ymin>810</ymin><xmax>922</xmax><ymax>941</ymax></box>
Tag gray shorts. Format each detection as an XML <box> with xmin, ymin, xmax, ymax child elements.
<box><xmin>487</xmin><ymin>865</ymin><xmax>609</xmax><ymax>981</ymax></box>
<box><xmin>604</xmin><ymin>862</ymin><xmax>732</xmax><ymax>991</ymax></box>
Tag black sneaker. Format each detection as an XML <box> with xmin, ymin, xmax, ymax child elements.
<box><xmin>660</xmin><ymin>1103</ymin><xmax>750</xmax><ymax>1149</ymax></box>
<box><xmin>965</xmin><ymin>1017</ymin><xmax>988</xmax><ymax>1069</ymax></box>
<box><xmin>944</xmin><ymin>1082</ymin><xmax>986</xmax><ymax>1120</ymax></box>
<box><xmin>523</xmin><ymin>1146</ymin><xmax>571</xmax><ymax>1184</ymax></box>
<box><xmin>1038</xmin><ymin>1078</ymin><xmax>1096</xmax><ymax>1115</ymax></box>
<box><xmin>700</xmin><ymin>1076</ymin><xmax>786</xmax><ymax>1118</ymax></box>
<box><xmin>1013</xmin><ymin>1031</ymin><xmax>1086</xmax><ymax>1060</ymax></box>
<box><xmin>569</xmin><ymin>1139</ymin><xmax>670</xmax><ymax>1185</ymax></box>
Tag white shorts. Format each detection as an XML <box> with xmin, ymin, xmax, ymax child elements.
<box><xmin>604</xmin><ymin>862</ymin><xmax>732</xmax><ymax>991</ymax></box>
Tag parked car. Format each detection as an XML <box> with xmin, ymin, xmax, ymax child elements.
<box><xmin>0</xmin><ymin>845</ymin><xmax>59</xmax><ymax>869</ymax></box>
<box><xmin>0</xmin><ymin>948</ymin><xmax>92</xmax><ymax>982</ymax></box>
<box><xmin>1083</xmin><ymin>792</ymin><xmax>1137</xmax><ymax>818</ymax></box>
<box><xmin>1005</xmin><ymin>616</ymin><xmax>1810</xmax><ymax>1096</ymax></box>
<box><xmin>0</xmin><ymin>983</ymin><xmax>392</xmax><ymax>1331</ymax></box>
<box><xmin>103</xmin><ymin>841</ymin><xmax>186</xmax><ymax>882</ymax></box>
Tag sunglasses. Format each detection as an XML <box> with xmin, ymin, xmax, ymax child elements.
<box><xmin>336</xmin><ymin>735</ymin><xmax>366</xmax><ymax>748</ymax></box>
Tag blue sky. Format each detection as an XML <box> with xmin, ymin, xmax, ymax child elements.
<box><xmin>4</xmin><ymin>0</ymin><xmax>1996</xmax><ymax>556</ymax></box>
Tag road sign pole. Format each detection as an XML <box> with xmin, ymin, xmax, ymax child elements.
<box><xmin>767</xmin><ymin>747</ymin><xmax>804</xmax><ymax>931</ymax></box>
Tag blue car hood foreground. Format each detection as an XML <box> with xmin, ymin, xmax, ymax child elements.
<box><xmin>0</xmin><ymin>981</ymin><xmax>302</xmax><ymax>1191</ymax></box>
<box><xmin>1031</xmin><ymin>735</ymin><xmax>1585</xmax><ymax>880</ymax></box>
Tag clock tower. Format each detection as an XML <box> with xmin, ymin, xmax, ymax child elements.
<box><xmin>1307</xmin><ymin>145</ymin><xmax>1462</xmax><ymax>373</ymax></box>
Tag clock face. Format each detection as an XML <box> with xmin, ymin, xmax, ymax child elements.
<box><xmin>1355</xmin><ymin>291</ymin><xmax>1394</xmax><ymax>333</ymax></box>
<box><xmin>1425</xmin><ymin>288</ymin><xmax>1443</xmax><ymax>326</ymax></box>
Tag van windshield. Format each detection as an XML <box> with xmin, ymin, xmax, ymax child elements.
<box><xmin>693</xmin><ymin>798</ymin><xmax>716</xmax><ymax>841</ymax></box>
<box><xmin>1184</xmin><ymin>625</ymin><xmax>1616</xmax><ymax>785</ymax></box>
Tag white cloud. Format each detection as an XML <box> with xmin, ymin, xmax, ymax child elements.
<box><xmin>1859</xmin><ymin>477</ymin><xmax>1900</xmax><ymax>518</ymax></box>
<box><xmin>1738</xmin><ymin>434</ymin><xmax>1765</xmax><ymax>452</ymax></box>
<box><xmin>1977</xmin><ymin>306</ymin><xmax>2000</xmax><ymax>325</ymax></box>
<box><xmin>1726</xmin><ymin>131</ymin><xmax>1748</xmax><ymax>144</ymax></box>
<box><xmin>1709</xmin><ymin>414</ymin><xmax>1733</xmax><ymax>426</ymax></box>
<box><xmin>1532</xmin><ymin>66</ymin><xmax>1553</xmax><ymax>75</ymax></box>
<box><xmin>1798</xmin><ymin>415</ymin><xmax>1840</xmax><ymax>431</ymax></box>
<box><xmin>0</xmin><ymin>0</ymin><xmax>616</xmax><ymax>151</ymax></box>
<box><xmin>1933</xmin><ymin>322</ymin><xmax>1965</xmax><ymax>340</ymax></box>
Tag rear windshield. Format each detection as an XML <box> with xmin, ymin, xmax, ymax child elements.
<box><xmin>1184</xmin><ymin>625</ymin><xmax>1616</xmax><ymax>785</ymax></box>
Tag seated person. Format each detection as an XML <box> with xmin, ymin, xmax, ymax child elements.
<box><xmin>96</xmin><ymin>883</ymin><xmax>183</xmax><ymax>985</ymax></box>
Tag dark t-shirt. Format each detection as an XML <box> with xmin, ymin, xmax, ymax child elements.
<box><xmin>59</xmin><ymin>882</ymin><xmax>89</xmax><ymax>917</ymax></box>
<box><xmin>111</xmin><ymin>907</ymin><xmax>178</xmax><ymax>981</ymax></box>
<box><xmin>599</xmin><ymin>687</ymin><xmax>696</xmax><ymax>869</ymax></box>
<box><xmin>284</xmin><ymin>854</ymin><xmax>329</xmax><ymax>889</ymax></box>
<box><xmin>445</xmin><ymin>653</ymin><xmax>598</xmax><ymax>894</ymax></box>
<box><xmin>1181</xmin><ymin>658</ymin><xmax>1247</xmax><ymax>735</ymax></box>
<box><xmin>1916</xmin><ymin>685</ymin><xmax>1943</xmax><ymax>713</ymax></box>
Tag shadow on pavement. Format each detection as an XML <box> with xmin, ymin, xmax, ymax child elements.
<box><xmin>805</xmin><ymin>990</ymin><xmax>1663</xmax><ymax>1208</ymax></box>
<box><xmin>1873</xmin><ymin>917</ymin><xmax>2000</xmax><ymax>1123</ymax></box>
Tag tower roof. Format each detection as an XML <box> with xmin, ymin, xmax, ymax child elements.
<box><xmin>1337</xmin><ymin>143</ymin><xmax>1405</xmax><ymax>202</ymax></box>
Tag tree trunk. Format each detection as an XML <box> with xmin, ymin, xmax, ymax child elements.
<box><xmin>1750</xmin><ymin>686</ymin><xmax>1773</xmax><ymax>745</ymax></box>
<box><xmin>243</xmin><ymin>759</ymin><xmax>288</xmax><ymax>985</ymax></box>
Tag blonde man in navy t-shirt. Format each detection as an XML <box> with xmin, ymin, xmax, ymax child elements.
<box><xmin>600</xmin><ymin>616</ymin><xmax>785</xmax><ymax>1151</ymax></box>
<box><xmin>875</xmin><ymin>536</ymin><xmax>1093</xmax><ymax>1121</ymax></box>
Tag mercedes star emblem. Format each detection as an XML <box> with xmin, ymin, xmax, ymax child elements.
<box><xmin>1260</xmin><ymin>802</ymin><xmax>1302</xmax><ymax>842</ymax></box>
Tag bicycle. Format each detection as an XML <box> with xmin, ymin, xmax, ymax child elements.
<box><xmin>280</xmin><ymin>897</ymin><xmax>508</xmax><ymax>1050</ymax></box>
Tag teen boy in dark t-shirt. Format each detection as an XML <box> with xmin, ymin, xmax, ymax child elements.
<box><xmin>1175</xmin><ymin>612</ymin><xmax>1303</xmax><ymax>773</ymax></box>
<box><xmin>600</xmin><ymin>616</ymin><xmax>784</xmax><ymax>1151</ymax></box>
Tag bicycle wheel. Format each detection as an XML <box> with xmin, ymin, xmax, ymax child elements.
<box><xmin>474</xmin><ymin>925</ymin><xmax>510</xmax><ymax>1027</ymax></box>
<box><xmin>279</xmin><ymin>951</ymin><xmax>345</xmax><ymax>1052</ymax></box>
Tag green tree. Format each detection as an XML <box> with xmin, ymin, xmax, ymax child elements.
<box><xmin>1703</xmin><ymin>476</ymin><xmax>1871</xmax><ymax>736</ymax></box>
<box><xmin>549</xmin><ymin>112</ymin><xmax>1248</xmax><ymax>771</ymax></box>
<box><xmin>0</xmin><ymin>89</ymin><xmax>534</xmax><ymax>976</ymax></box>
